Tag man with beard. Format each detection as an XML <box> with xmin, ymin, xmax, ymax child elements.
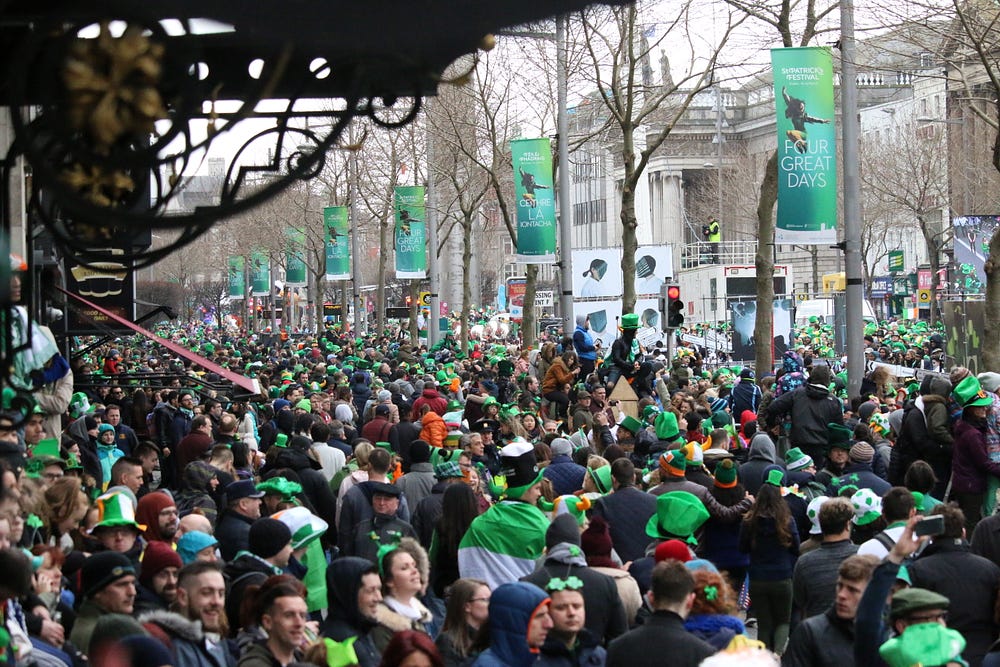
<box><xmin>140</xmin><ymin>561</ymin><xmax>238</xmax><ymax>666</ymax></box>
<box><xmin>134</xmin><ymin>540</ymin><xmax>183</xmax><ymax>613</ymax></box>
<box><xmin>136</xmin><ymin>491</ymin><xmax>180</xmax><ymax>544</ymax></box>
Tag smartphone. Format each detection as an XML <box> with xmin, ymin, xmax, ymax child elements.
<box><xmin>914</xmin><ymin>514</ymin><xmax>945</xmax><ymax>537</ymax></box>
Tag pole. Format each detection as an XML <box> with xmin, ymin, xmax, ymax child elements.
<box><xmin>840</xmin><ymin>0</ymin><xmax>864</xmax><ymax>398</ymax></box>
<box><xmin>716</xmin><ymin>85</ymin><xmax>724</xmax><ymax>229</ymax></box>
<box><xmin>427</xmin><ymin>98</ymin><xmax>440</xmax><ymax>347</ymax></box>
<box><xmin>349</xmin><ymin>129</ymin><xmax>364</xmax><ymax>336</ymax></box>
<box><xmin>556</xmin><ymin>14</ymin><xmax>574</xmax><ymax>335</ymax></box>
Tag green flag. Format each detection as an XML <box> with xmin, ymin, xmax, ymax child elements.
<box><xmin>395</xmin><ymin>186</ymin><xmax>427</xmax><ymax>279</ymax></box>
<box><xmin>227</xmin><ymin>256</ymin><xmax>245</xmax><ymax>298</ymax></box>
<box><xmin>285</xmin><ymin>228</ymin><xmax>307</xmax><ymax>286</ymax></box>
<box><xmin>771</xmin><ymin>47</ymin><xmax>838</xmax><ymax>245</ymax></box>
<box><xmin>511</xmin><ymin>138</ymin><xmax>557</xmax><ymax>264</ymax></box>
<box><xmin>324</xmin><ymin>206</ymin><xmax>350</xmax><ymax>280</ymax></box>
<box><xmin>250</xmin><ymin>250</ymin><xmax>270</xmax><ymax>296</ymax></box>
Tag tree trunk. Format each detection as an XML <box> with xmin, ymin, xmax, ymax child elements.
<box><xmin>377</xmin><ymin>217</ymin><xmax>388</xmax><ymax>334</ymax></box>
<box><xmin>621</xmin><ymin>125</ymin><xmax>638</xmax><ymax>313</ymax></box>
<box><xmin>523</xmin><ymin>264</ymin><xmax>538</xmax><ymax>349</ymax></box>
<box><xmin>754</xmin><ymin>151</ymin><xmax>779</xmax><ymax>374</ymax></box>
<box><xmin>340</xmin><ymin>280</ymin><xmax>349</xmax><ymax>333</ymax></box>
<box><xmin>461</xmin><ymin>215</ymin><xmax>472</xmax><ymax>354</ymax></box>
<box><xmin>983</xmin><ymin>230</ymin><xmax>1000</xmax><ymax>370</ymax></box>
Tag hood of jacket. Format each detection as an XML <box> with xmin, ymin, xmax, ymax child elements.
<box><xmin>782</xmin><ymin>351</ymin><xmax>803</xmax><ymax>374</ymax></box>
<box><xmin>274</xmin><ymin>446</ymin><xmax>322</xmax><ymax>472</ymax></box>
<box><xmin>182</xmin><ymin>460</ymin><xmax>217</xmax><ymax>493</ymax></box>
<box><xmin>139</xmin><ymin>610</ymin><xmax>205</xmax><ymax>643</ymax></box>
<box><xmin>543</xmin><ymin>542</ymin><xmax>587</xmax><ymax>568</ymax></box>
<box><xmin>804</xmin><ymin>383</ymin><xmax>832</xmax><ymax>399</ymax></box>
<box><xmin>487</xmin><ymin>582</ymin><xmax>550</xmax><ymax>667</ymax></box>
<box><xmin>419</xmin><ymin>388</ymin><xmax>442</xmax><ymax>401</ymax></box>
<box><xmin>920</xmin><ymin>375</ymin><xmax>952</xmax><ymax>398</ymax></box>
<box><xmin>748</xmin><ymin>433</ymin><xmax>777</xmax><ymax>463</ymax></box>
<box><xmin>323</xmin><ymin>557</ymin><xmax>379</xmax><ymax>637</ymax></box>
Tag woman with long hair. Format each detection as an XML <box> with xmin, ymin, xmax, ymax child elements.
<box><xmin>739</xmin><ymin>475</ymin><xmax>799</xmax><ymax>652</ymax></box>
<box><xmin>32</xmin><ymin>477</ymin><xmax>89</xmax><ymax>553</ymax></box>
<box><xmin>435</xmin><ymin>579</ymin><xmax>490</xmax><ymax>667</ymax></box>
<box><xmin>542</xmin><ymin>351</ymin><xmax>578</xmax><ymax>420</ymax></box>
<box><xmin>372</xmin><ymin>543</ymin><xmax>434</xmax><ymax>652</ymax></box>
<box><xmin>430</xmin><ymin>484</ymin><xmax>479</xmax><ymax>597</ymax></box>
<box><xmin>379</xmin><ymin>629</ymin><xmax>444</xmax><ymax>667</ymax></box>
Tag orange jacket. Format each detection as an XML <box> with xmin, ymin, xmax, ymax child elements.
<box><xmin>419</xmin><ymin>410</ymin><xmax>448</xmax><ymax>448</ymax></box>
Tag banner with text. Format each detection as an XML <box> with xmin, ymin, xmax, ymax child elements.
<box><xmin>285</xmin><ymin>228</ymin><xmax>307</xmax><ymax>286</ymax></box>
<box><xmin>512</xmin><ymin>138</ymin><xmax>557</xmax><ymax>264</ymax></box>
<box><xmin>394</xmin><ymin>186</ymin><xmax>427</xmax><ymax>279</ymax></box>
<box><xmin>228</xmin><ymin>256</ymin><xmax>245</xmax><ymax>299</ymax></box>
<box><xmin>324</xmin><ymin>206</ymin><xmax>351</xmax><ymax>280</ymax></box>
<box><xmin>771</xmin><ymin>47</ymin><xmax>838</xmax><ymax>244</ymax></box>
<box><xmin>250</xmin><ymin>250</ymin><xmax>270</xmax><ymax>297</ymax></box>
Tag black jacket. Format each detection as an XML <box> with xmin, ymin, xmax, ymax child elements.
<box><xmin>607</xmin><ymin>610</ymin><xmax>715</xmax><ymax>667</ymax></box>
<box><xmin>782</xmin><ymin>608</ymin><xmax>856</xmax><ymax>667</ymax></box>
<box><xmin>273</xmin><ymin>447</ymin><xmax>338</xmax><ymax>529</ymax></box>
<box><xmin>591</xmin><ymin>487</ymin><xmax>658</xmax><ymax>564</ymax></box>
<box><xmin>319</xmin><ymin>557</ymin><xmax>381</xmax><ymax>667</ymax></box>
<box><xmin>764</xmin><ymin>384</ymin><xmax>843</xmax><ymax>462</ymax></box>
<box><xmin>223</xmin><ymin>554</ymin><xmax>279</xmax><ymax>636</ymax></box>
<box><xmin>215</xmin><ymin>511</ymin><xmax>255</xmax><ymax>562</ymax></box>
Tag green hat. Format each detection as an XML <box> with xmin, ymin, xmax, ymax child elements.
<box><xmin>31</xmin><ymin>437</ymin><xmax>63</xmax><ymax>462</ymax></box>
<box><xmin>619</xmin><ymin>415</ymin><xmax>643</xmax><ymax>435</ymax></box>
<box><xmin>658</xmin><ymin>450</ymin><xmax>687</xmax><ymax>477</ymax></box>
<box><xmin>431</xmin><ymin>446</ymin><xmax>459</xmax><ymax>467</ymax></box>
<box><xmin>295</xmin><ymin>399</ymin><xmax>312</xmax><ymax>412</ymax></box>
<box><xmin>94</xmin><ymin>491</ymin><xmax>144</xmax><ymax>532</ymax></box>
<box><xmin>764</xmin><ymin>468</ymin><xmax>785</xmax><ymax>487</ymax></box>
<box><xmin>274</xmin><ymin>433</ymin><xmax>289</xmax><ymax>449</ymax></box>
<box><xmin>446</xmin><ymin>399</ymin><xmax>463</xmax><ymax>412</ymax></box>
<box><xmin>546</xmin><ymin>494</ymin><xmax>592</xmax><ymax>525</ymax></box>
<box><xmin>889</xmin><ymin>587</ymin><xmax>951</xmax><ymax>621</ymax></box>
<box><xmin>785</xmin><ymin>447</ymin><xmax>814</xmax><ymax>472</ymax></box>
<box><xmin>851</xmin><ymin>488</ymin><xmax>883</xmax><ymax>526</ymax></box>
<box><xmin>69</xmin><ymin>392</ymin><xmax>95</xmax><ymax>419</ymax></box>
<box><xmin>621</xmin><ymin>313</ymin><xmax>639</xmax><ymax>330</ymax></box>
<box><xmin>654</xmin><ymin>411</ymin><xmax>681</xmax><ymax>442</ymax></box>
<box><xmin>953</xmin><ymin>375</ymin><xmax>993</xmax><ymax>408</ymax></box>
<box><xmin>587</xmin><ymin>466</ymin><xmax>613</xmax><ymax>495</ymax></box>
<box><xmin>434</xmin><ymin>461</ymin><xmax>464</xmax><ymax>480</ymax></box>
<box><xmin>375</xmin><ymin>441</ymin><xmax>393</xmax><ymax>452</ymax></box>
<box><xmin>257</xmin><ymin>477</ymin><xmax>303</xmax><ymax>503</ymax></box>
<box><xmin>642</xmin><ymin>404</ymin><xmax>661</xmax><ymax>423</ymax></box>
<box><xmin>482</xmin><ymin>396</ymin><xmax>499</xmax><ymax>408</ymax></box>
<box><xmin>645</xmin><ymin>491</ymin><xmax>710</xmax><ymax>541</ymax></box>
<box><xmin>827</xmin><ymin>422</ymin><xmax>854</xmax><ymax>450</ymax></box>
<box><xmin>879</xmin><ymin>623</ymin><xmax>966</xmax><ymax>667</ymax></box>
<box><xmin>65</xmin><ymin>453</ymin><xmax>83</xmax><ymax>471</ymax></box>
<box><xmin>713</xmin><ymin>459</ymin><xmax>738</xmax><ymax>488</ymax></box>
<box><xmin>444</xmin><ymin>431</ymin><xmax>463</xmax><ymax>448</ymax></box>
<box><xmin>498</xmin><ymin>439</ymin><xmax>543</xmax><ymax>499</ymax></box>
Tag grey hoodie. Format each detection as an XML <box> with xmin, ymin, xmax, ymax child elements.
<box><xmin>742</xmin><ymin>433</ymin><xmax>779</xmax><ymax>495</ymax></box>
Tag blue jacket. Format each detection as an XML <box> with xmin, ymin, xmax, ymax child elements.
<box><xmin>472</xmin><ymin>582</ymin><xmax>550</xmax><ymax>667</ymax></box>
<box><xmin>573</xmin><ymin>326</ymin><xmax>597</xmax><ymax>361</ymax></box>
<box><xmin>739</xmin><ymin>515</ymin><xmax>799</xmax><ymax>581</ymax></box>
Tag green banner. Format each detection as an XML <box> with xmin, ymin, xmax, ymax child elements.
<box><xmin>324</xmin><ymin>206</ymin><xmax>350</xmax><ymax>281</ymax></box>
<box><xmin>771</xmin><ymin>47</ymin><xmax>838</xmax><ymax>245</ymax></box>
<box><xmin>395</xmin><ymin>186</ymin><xmax>427</xmax><ymax>279</ymax></box>
<box><xmin>512</xmin><ymin>138</ymin><xmax>557</xmax><ymax>263</ymax></box>
<box><xmin>227</xmin><ymin>256</ymin><xmax>245</xmax><ymax>299</ymax></box>
<box><xmin>888</xmin><ymin>250</ymin><xmax>904</xmax><ymax>272</ymax></box>
<box><xmin>250</xmin><ymin>250</ymin><xmax>270</xmax><ymax>297</ymax></box>
<box><xmin>285</xmin><ymin>228</ymin><xmax>307</xmax><ymax>286</ymax></box>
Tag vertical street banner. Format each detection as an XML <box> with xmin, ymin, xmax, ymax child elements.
<box><xmin>250</xmin><ymin>250</ymin><xmax>270</xmax><ymax>297</ymax></box>
<box><xmin>324</xmin><ymin>206</ymin><xmax>351</xmax><ymax>280</ymax></box>
<box><xmin>285</xmin><ymin>228</ymin><xmax>307</xmax><ymax>286</ymax></box>
<box><xmin>771</xmin><ymin>47</ymin><xmax>838</xmax><ymax>244</ymax></box>
<box><xmin>395</xmin><ymin>186</ymin><xmax>427</xmax><ymax>279</ymax></box>
<box><xmin>228</xmin><ymin>256</ymin><xmax>245</xmax><ymax>299</ymax></box>
<box><xmin>511</xmin><ymin>138</ymin><xmax>557</xmax><ymax>264</ymax></box>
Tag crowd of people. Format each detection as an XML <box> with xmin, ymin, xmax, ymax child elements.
<box><xmin>1</xmin><ymin>256</ymin><xmax>997</xmax><ymax>667</ymax></box>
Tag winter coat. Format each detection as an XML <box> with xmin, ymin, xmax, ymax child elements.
<box><xmin>684</xmin><ymin>614</ymin><xmax>745</xmax><ymax>651</ymax></box>
<box><xmin>649</xmin><ymin>477</ymin><xmax>752</xmax><ymax>524</ymax></box>
<box><xmin>588</xmin><ymin>566</ymin><xmax>643</xmax><ymax>627</ymax></box>
<box><xmin>140</xmin><ymin>610</ymin><xmax>237</xmax><ymax>667</ymax></box>
<box><xmin>591</xmin><ymin>487</ymin><xmax>658</xmax><ymax>564</ymax></box>
<box><xmin>319</xmin><ymin>557</ymin><xmax>381</xmax><ymax>667</ymax></box>
<box><xmin>177</xmin><ymin>431</ymin><xmax>214</xmax><ymax>471</ymax></box>
<box><xmin>395</xmin><ymin>463</ymin><xmax>436</xmax><ymax>508</ymax></box>
<box><xmin>537</xmin><ymin>629</ymin><xmax>607</xmax><ymax>667</ymax></box>
<box><xmin>343</xmin><ymin>510</ymin><xmax>416</xmax><ymax>563</ymax></box>
<box><xmin>338</xmin><ymin>479</ymin><xmax>411</xmax><ymax>548</ymax></box>
<box><xmin>238</xmin><ymin>641</ymin><xmax>299</xmax><ymax>667</ymax></box>
<box><xmin>389</xmin><ymin>419</ymin><xmax>423</xmax><ymax>471</ymax></box>
<box><xmin>953</xmin><ymin>416</ymin><xmax>1000</xmax><ymax>495</ymax></box>
<box><xmin>908</xmin><ymin>538</ymin><xmax>1000</xmax><ymax>667</ymax></box>
<box><xmin>542</xmin><ymin>455</ymin><xmax>587</xmax><ymax>496</ymax></box>
<box><xmin>412</xmin><ymin>389</ymin><xmax>448</xmax><ymax>417</ymax></box>
<box><xmin>764</xmin><ymin>383</ymin><xmax>844</xmax><ymax>462</ymax></box>
<box><xmin>573</xmin><ymin>325</ymin><xmax>597</xmax><ymax>362</ymax></box>
<box><xmin>174</xmin><ymin>461</ymin><xmax>219</xmax><ymax>524</ymax></box>
<box><xmin>890</xmin><ymin>389</ymin><xmax>953</xmax><ymax>485</ymax></box>
<box><xmin>542</xmin><ymin>358</ymin><xmax>574</xmax><ymax>396</ymax></box>
<box><xmin>739</xmin><ymin>433</ymin><xmax>779</xmax><ymax>496</ymax></box>
<box><xmin>729</xmin><ymin>379</ymin><xmax>763</xmax><ymax>418</ymax></box>
<box><xmin>223</xmin><ymin>554</ymin><xmax>281</xmax><ymax>636</ymax></box>
<box><xmin>827</xmin><ymin>462</ymin><xmax>891</xmax><ymax>497</ymax></box>
<box><xmin>215</xmin><ymin>511</ymin><xmax>255</xmax><ymax>562</ymax></box>
<box><xmin>522</xmin><ymin>543</ymin><xmax>629</xmax><ymax>644</ymax></box>
<box><xmin>782</xmin><ymin>608</ymin><xmax>856</xmax><ymax>667</ymax></box>
<box><xmin>739</xmin><ymin>515</ymin><xmax>799</xmax><ymax>581</ymax></box>
<box><xmin>419</xmin><ymin>410</ymin><xmax>448</xmax><ymax>448</ymax></box>
<box><xmin>371</xmin><ymin>598</ymin><xmax>433</xmax><ymax>653</ymax></box>
<box><xmin>361</xmin><ymin>415</ymin><xmax>394</xmax><ymax>445</ymax></box>
<box><xmin>606</xmin><ymin>610</ymin><xmax>715</xmax><ymax>667</ymax></box>
<box><xmin>471</xmin><ymin>582</ymin><xmax>550</xmax><ymax>667</ymax></box>
<box><xmin>412</xmin><ymin>481</ymin><xmax>450</xmax><ymax>549</ymax></box>
<box><xmin>273</xmin><ymin>446</ymin><xmax>338</xmax><ymax>528</ymax></box>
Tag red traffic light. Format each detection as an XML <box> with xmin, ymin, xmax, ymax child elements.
<box><xmin>666</xmin><ymin>285</ymin><xmax>681</xmax><ymax>300</ymax></box>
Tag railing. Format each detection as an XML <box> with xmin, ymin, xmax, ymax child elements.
<box><xmin>681</xmin><ymin>241</ymin><xmax>758</xmax><ymax>268</ymax></box>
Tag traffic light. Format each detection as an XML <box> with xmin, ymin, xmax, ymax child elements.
<box><xmin>666</xmin><ymin>284</ymin><xmax>684</xmax><ymax>329</ymax></box>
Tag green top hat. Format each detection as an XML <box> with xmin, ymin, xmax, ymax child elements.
<box><xmin>645</xmin><ymin>491</ymin><xmax>710</xmax><ymax>541</ymax></box>
<box><xmin>953</xmin><ymin>375</ymin><xmax>993</xmax><ymax>408</ymax></box>
<box><xmin>619</xmin><ymin>415</ymin><xmax>643</xmax><ymax>435</ymax></box>
<box><xmin>31</xmin><ymin>437</ymin><xmax>62</xmax><ymax>462</ymax></box>
<box><xmin>654</xmin><ymin>411</ymin><xmax>681</xmax><ymax>442</ymax></box>
<box><xmin>94</xmin><ymin>491</ymin><xmax>144</xmax><ymax>532</ymax></box>
<box><xmin>827</xmin><ymin>422</ymin><xmax>854</xmax><ymax>450</ymax></box>
<box><xmin>621</xmin><ymin>313</ymin><xmax>639</xmax><ymax>330</ymax></box>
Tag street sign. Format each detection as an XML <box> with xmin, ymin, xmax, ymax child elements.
<box><xmin>385</xmin><ymin>307</ymin><xmax>409</xmax><ymax>319</ymax></box>
<box><xmin>888</xmin><ymin>250</ymin><xmax>904</xmax><ymax>273</ymax></box>
<box><xmin>917</xmin><ymin>289</ymin><xmax>932</xmax><ymax>304</ymax></box>
<box><xmin>535</xmin><ymin>290</ymin><xmax>554</xmax><ymax>307</ymax></box>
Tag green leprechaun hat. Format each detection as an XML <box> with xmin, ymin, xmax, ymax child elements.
<box><xmin>94</xmin><ymin>491</ymin><xmax>145</xmax><ymax>532</ymax></box>
<box><xmin>953</xmin><ymin>375</ymin><xmax>993</xmax><ymax>408</ymax></box>
<box><xmin>587</xmin><ymin>466</ymin><xmax>613</xmax><ymax>495</ymax></box>
<box><xmin>645</xmin><ymin>491</ymin><xmax>709</xmax><ymax>543</ymax></box>
<box><xmin>618</xmin><ymin>415</ymin><xmax>644</xmax><ymax>436</ymax></box>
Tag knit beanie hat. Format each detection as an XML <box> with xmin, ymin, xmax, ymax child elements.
<box><xmin>550</xmin><ymin>438</ymin><xmax>573</xmax><ymax>457</ymax></box>
<box><xmin>654</xmin><ymin>412</ymin><xmax>681</xmax><ymax>442</ymax></box>
<box><xmin>849</xmin><ymin>441</ymin><xmax>875</xmax><ymax>463</ymax></box>
<box><xmin>249</xmin><ymin>518</ymin><xmax>292</xmax><ymax>559</ymax></box>
<box><xmin>580</xmin><ymin>515</ymin><xmax>613</xmax><ymax>559</ymax></box>
<box><xmin>785</xmin><ymin>447</ymin><xmax>814</xmax><ymax>472</ymax></box>
<box><xmin>713</xmin><ymin>459</ymin><xmax>738</xmax><ymax>488</ymax></box>
<box><xmin>98</xmin><ymin>423</ymin><xmax>115</xmax><ymax>436</ymax></box>
<box><xmin>659</xmin><ymin>450</ymin><xmax>686</xmax><ymax>477</ymax></box>
<box><xmin>139</xmin><ymin>540</ymin><xmax>182</xmax><ymax>586</ymax></box>
<box><xmin>177</xmin><ymin>531</ymin><xmax>219</xmax><ymax>564</ymax></box>
<box><xmin>409</xmin><ymin>440</ymin><xmax>432</xmax><ymax>464</ymax></box>
<box><xmin>682</xmin><ymin>441</ymin><xmax>706</xmax><ymax>465</ymax></box>
<box><xmin>81</xmin><ymin>552</ymin><xmax>135</xmax><ymax>599</ymax></box>
<box><xmin>654</xmin><ymin>539</ymin><xmax>693</xmax><ymax>563</ymax></box>
<box><xmin>545</xmin><ymin>513</ymin><xmax>582</xmax><ymax>550</ymax></box>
